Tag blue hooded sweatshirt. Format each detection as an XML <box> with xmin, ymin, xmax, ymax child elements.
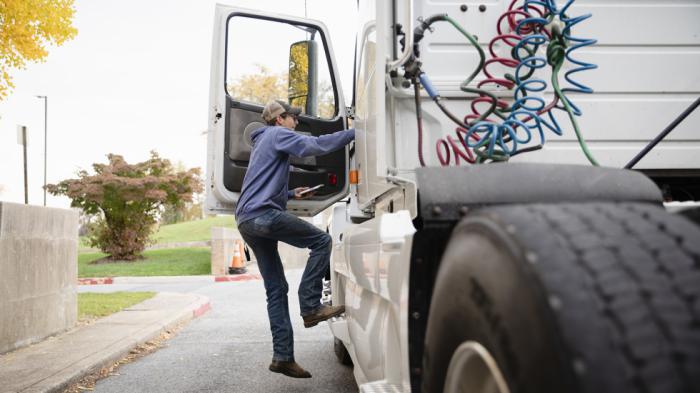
<box><xmin>235</xmin><ymin>126</ymin><xmax>355</xmax><ymax>225</ymax></box>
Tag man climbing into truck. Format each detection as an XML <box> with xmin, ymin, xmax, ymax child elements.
<box><xmin>235</xmin><ymin>99</ymin><xmax>355</xmax><ymax>379</ymax></box>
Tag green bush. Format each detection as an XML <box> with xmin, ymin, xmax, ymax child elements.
<box><xmin>47</xmin><ymin>152</ymin><xmax>202</xmax><ymax>260</ymax></box>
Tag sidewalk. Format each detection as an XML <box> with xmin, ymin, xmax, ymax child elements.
<box><xmin>0</xmin><ymin>292</ymin><xmax>211</xmax><ymax>393</ymax></box>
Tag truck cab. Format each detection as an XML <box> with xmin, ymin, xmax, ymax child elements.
<box><xmin>207</xmin><ymin>2</ymin><xmax>700</xmax><ymax>392</ymax></box>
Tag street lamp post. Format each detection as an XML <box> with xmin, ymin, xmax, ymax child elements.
<box><xmin>36</xmin><ymin>95</ymin><xmax>47</xmax><ymax>206</ymax></box>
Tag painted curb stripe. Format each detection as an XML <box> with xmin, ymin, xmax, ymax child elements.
<box><xmin>193</xmin><ymin>301</ymin><xmax>211</xmax><ymax>318</ymax></box>
<box><xmin>78</xmin><ymin>277</ymin><xmax>114</xmax><ymax>285</ymax></box>
<box><xmin>78</xmin><ymin>274</ymin><xmax>262</xmax><ymax>285</ymax></box>
<box><xmin>214</xmin><ymin>274</ymin><xmax>262</xmax><ymax>282</ymax></box>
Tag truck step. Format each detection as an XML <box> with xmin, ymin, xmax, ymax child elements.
<box><xmin>321</xmin><ymin>278</ymin><xmax>332</xmax><ymax>305</ymax></box>
<box><xmin>359</xmin><ymin>381</ymin><xmax>403</xmax><ymax>393</ymax></box>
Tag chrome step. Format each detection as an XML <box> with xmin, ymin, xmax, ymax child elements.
<box><xmin>321</xmin><ymin>277</ymin><xmax>332</xmax><ymax>306</ymax></box>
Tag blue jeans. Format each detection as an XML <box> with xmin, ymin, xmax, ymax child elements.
<box><xmin>238</xmin><ymin>209</ymin><xmax>332</xmax><ymax>362</ymax></box>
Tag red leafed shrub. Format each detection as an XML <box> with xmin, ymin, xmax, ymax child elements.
<box><xmin>47</xmin><ymin>151</ymin><xmax>203</xmax><ymax>260</ymax></box>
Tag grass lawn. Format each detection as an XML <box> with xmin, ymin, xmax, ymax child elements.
<box><xmin>78</xmin><ymin>247</ymin><xmax>211</xmax><ymax>277</ymax></box>
<box><xmin>79</xmin><ymin>216</ymin><xmax>236</xmax><ymax>252</ymax></box>
<box><xmin>152</xmin><ymin>215</ymin><xmax>236</xmax><ymax>244</ymax></box>
<box><xmin>78</xmin><ymin>291</ymin><xmax>156</xmax><ymax>320</ymax></box>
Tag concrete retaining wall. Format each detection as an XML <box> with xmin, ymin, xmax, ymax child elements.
<box><xmin>0</xmin><ymin>202</ymin><xmax>78</xmax><ymax>354</ymax></box>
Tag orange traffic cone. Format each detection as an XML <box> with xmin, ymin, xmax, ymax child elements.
<box><xmin>229</xmin><ymin>239</ymin><xmax>247</xmax><ymax>274</ymax></box>
<box><xmin>238</xmin><ymin>240</ymin><xmax>246</xmax><ymax>263</ymax></box>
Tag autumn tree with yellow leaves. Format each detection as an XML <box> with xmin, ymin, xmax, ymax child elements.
<box><xmin>227</xmin><ymin>62</ymin><xmax>335</xmax><ymax>119</ymax></box>
<box><xmin>0</xmin><ymin>0</ymin><xmax>77</xmax><ymax>99</ymax></box>
<box><xmin>227</xmin><ymin>64</ymin><xmax>288</xmax><ymax>106</ymax></box>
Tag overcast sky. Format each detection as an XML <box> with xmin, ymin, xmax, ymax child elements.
<box><xmin>0</xmin><ymin>0</ymin><xmax>357</xmax><ymax>208</ymax></box>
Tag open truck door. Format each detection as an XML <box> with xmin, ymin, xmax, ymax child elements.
<box><xmin>206</xmin><ymin>5</ymin><xmax>349</xmax><ymax>216</ymax></box>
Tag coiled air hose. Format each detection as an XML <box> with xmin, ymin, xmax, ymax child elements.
<box><xmin>409</xmin><ymin>0</ymin><xmax>599</xmax><ymax>166</ymax></box>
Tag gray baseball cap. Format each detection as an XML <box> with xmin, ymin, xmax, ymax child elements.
<box><xmin>262</xmin><ymin>100</ymin><xmax>302</xmax><ymax>122</ymax></box>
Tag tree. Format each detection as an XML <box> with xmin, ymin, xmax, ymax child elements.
<box><xmin>317</xmin><ymin>80</ymin><xmax>335</xmax><ymax>119</ymax></box>
<box><xmin>46</xmin><ymin>151</ymin><xmax>203</xmax><ymax>260</ymax></box>
<box><xmin>160</xmin><ymin>194</ymin><xmax>203</xmax><ymax>225</ymax></box>
<box><xmin>227</xmin><ymin>64</ymin><xmax>288</xmax><ymax>105</ymax></box>
<box><xmin>228</xmin><ymin>64</ymin><xmax>336</xmax><ymax>117</ymax></box>
<box><xmin>287</xmin><ymin>41</ymin><xmax>309</xmax><ymax>110</ymax></box>
<box><xmin>77</xmin><ymin>209</ymin><xmax>96</xmax><ymax>237</ymax></box>
<box><xmin>0</xmin><ymin>0</ymin><xmax>77</xmax><ymax>99</ymax></box>
<box><xmin>160</xmin><ymin>162</ymin><xmax>204</xmax><ymax>225</ymax></box>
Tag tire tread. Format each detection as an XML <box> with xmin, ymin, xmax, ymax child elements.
<box><xmin>483</xmin><ymin>202</ymin><xmax>700</xmax><ymax>393</ymax></box>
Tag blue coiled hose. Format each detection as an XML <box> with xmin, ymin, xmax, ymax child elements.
<box><xmin>463</xmin><ymin>0</ymin><xmax>597</xmax><ymax>161</ymax></box>
<box><xmin>411</xmin><ymin>0</ymin><xmax>598</xmax><ymax>164</ymax></box>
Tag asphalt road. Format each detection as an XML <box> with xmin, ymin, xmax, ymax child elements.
<box><xmin>80</xmin><ymin>269</ymin><xmax>358</xmax><ymax>393</ymax></box>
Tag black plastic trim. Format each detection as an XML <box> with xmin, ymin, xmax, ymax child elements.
<box><xmin>637</xmin><ymin>168</ymin><xmax>700</xmax><ymax>202</ymax></box>
<box><xmin>222</xmin><ymin>97</ymin><xmax>347</xmax><ymax>195</ymax></box>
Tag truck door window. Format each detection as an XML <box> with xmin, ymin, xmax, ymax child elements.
<box><xmin>226</xmin><ymin>15</ymin><xmax>337</xmax><ymax>119</ymax></box>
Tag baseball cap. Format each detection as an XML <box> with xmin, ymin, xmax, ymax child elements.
<box><xmin>261</xmin><ymin>100</ymin><xmax>302</xmax><ymax>122</ymax></box>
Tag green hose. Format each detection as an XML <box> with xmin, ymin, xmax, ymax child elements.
<box><xmin>548</xmin><ymin>27</ymin><xmax>599</xmax><ymax>166</ymax></box>
<box><xmin>444</xmin><ymin>16</ymin><xmax>503</xmax><ymax>123</ymax></box>
<box><xmin>422</xmin><ymin>15</ymin><xmax>596</xmax><ymax>165</ymax></box>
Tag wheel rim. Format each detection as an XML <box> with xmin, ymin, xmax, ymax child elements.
<box><xmin>443</xmin><ymin>341</ymin><xmax>510</xmax><ymax>393</ymax></box>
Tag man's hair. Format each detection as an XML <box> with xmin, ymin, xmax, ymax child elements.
<box><xmin>266</xmin><ymin>112</ymin><xmax>292</xmax><ymax>126</ymax></box>
<box><xmin>262</xmin><ymin>100</ymin><xmax>301</xmax><ymax>124</ymax></box>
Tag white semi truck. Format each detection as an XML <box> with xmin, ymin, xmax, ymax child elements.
<box><xmin>206</xmin><ymin>1</ymin><xmax>700</xmax><ymax>392</ymax></box>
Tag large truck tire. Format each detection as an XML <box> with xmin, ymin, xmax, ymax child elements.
<box><xmin>422</xmin><ymin>202</ymin><xmax>700</xmax><ymax>393</ymax></box>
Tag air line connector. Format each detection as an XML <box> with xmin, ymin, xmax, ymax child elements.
<box><xmin>414</xmin><ymin>13</ymin><xmax>448</xmax><ymax>39</ymax></box>
<box><xmin>412</xmin><ymin>14</ymin><xmax>448</xmax><ymax>59</ymax></box>
<box><xmin>418</xmin><ymin>72</ymin><xmax>440</xmax><ymax>99</ymax></box>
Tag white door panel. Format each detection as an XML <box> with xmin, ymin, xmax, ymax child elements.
<box><xmin>206</xmin><ymin>5</ymin><xmax>348</xmax><ymax>215</ymax></box>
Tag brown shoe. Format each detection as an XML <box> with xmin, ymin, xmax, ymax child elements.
<box><xmin>269</xmin><ymin>360</ymin><xmax>312</xmax><ymax>378</ymax></box>
<box><xmin>302</xmin><ymin>305</ymin><xmax>345</xmax><ymax>328</ymax></box>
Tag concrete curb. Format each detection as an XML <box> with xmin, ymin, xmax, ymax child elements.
<box><xmin>78</xmin><ymin>274</ymin><xmax>262</xmax><ymax>286</ymax></box>
<box><xmin>0</xmin><ymin>293</ymin><xmax>211</xmax><ymax>393</ymax></box>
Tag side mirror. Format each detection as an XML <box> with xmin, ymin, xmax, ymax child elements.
<box><xmin>288</xmin><ymin>40</ymin><xmax>318</xmax><ymax>116</ymax></box>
